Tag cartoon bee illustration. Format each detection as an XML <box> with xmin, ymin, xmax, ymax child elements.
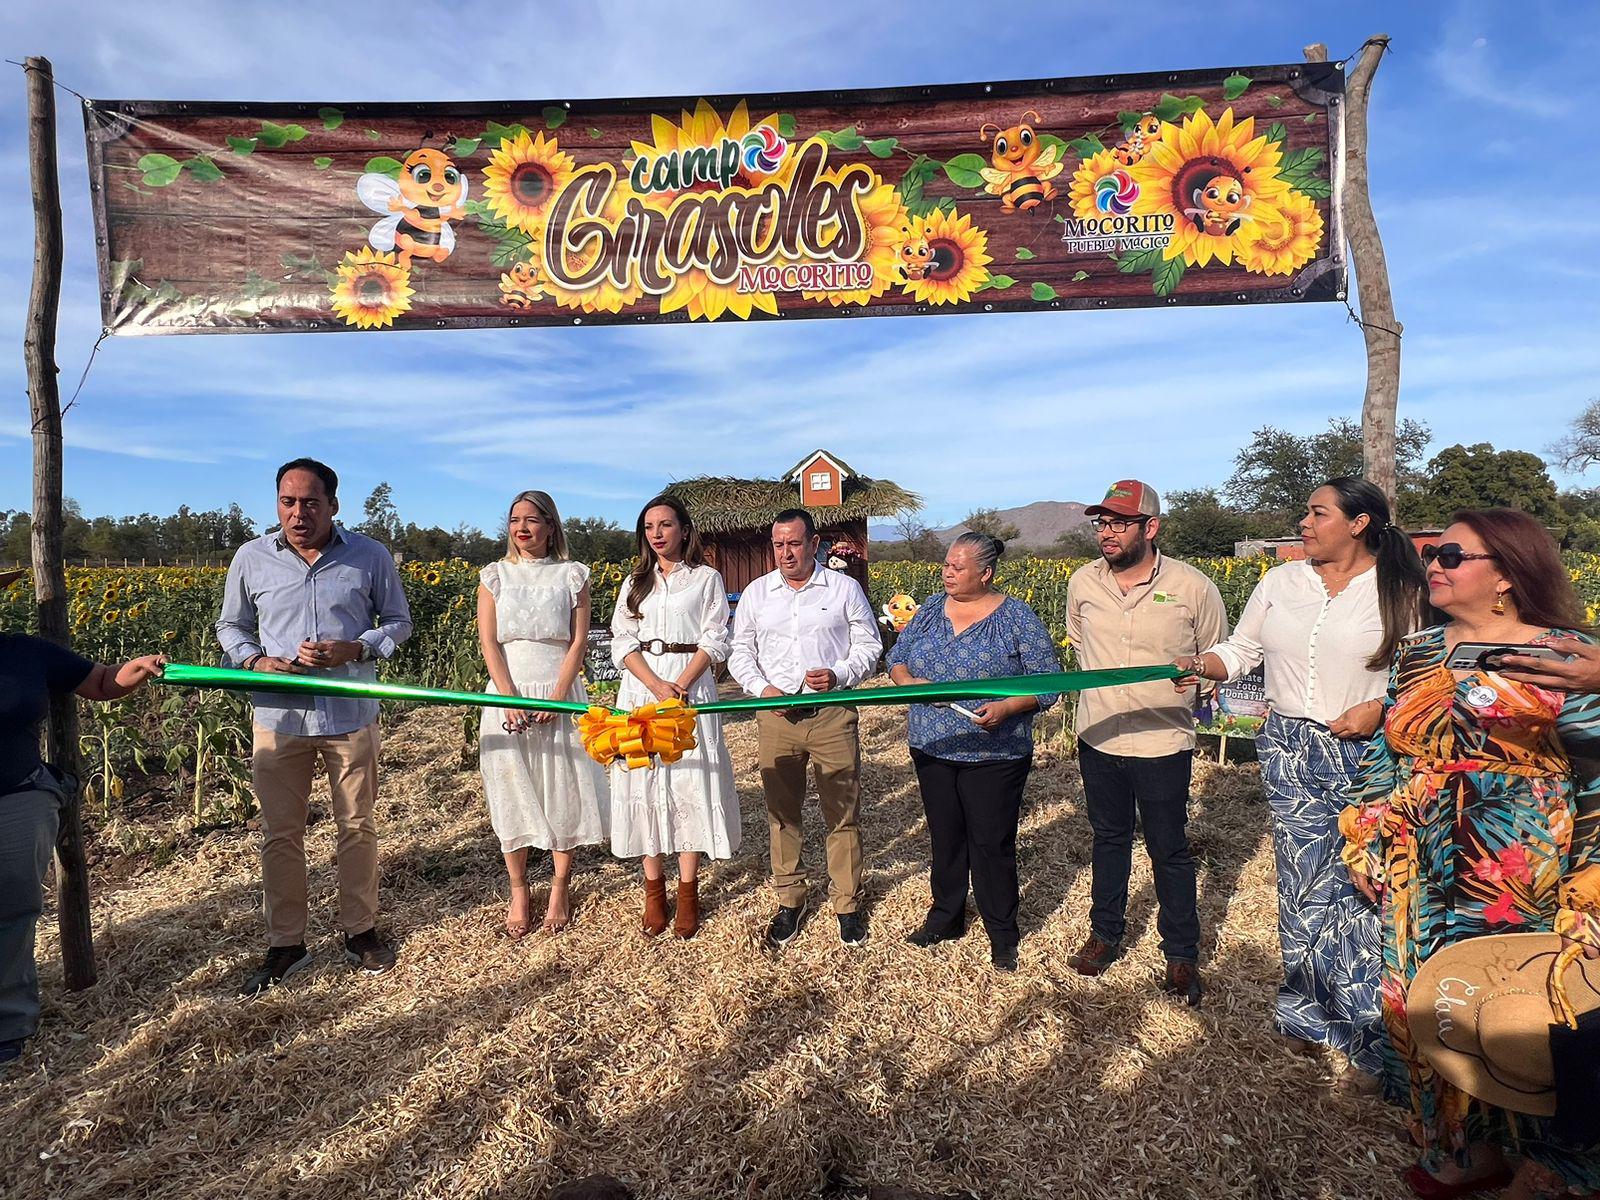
<box><xmin>1183</xmin><ymin>173</ymin><xmax>1253</xmax><ymax>236</ymax></box>
<box><xmin>880</xmin><ymin>593</ymin><xmax>919</xmax><ymax>634</ymax></box>
<box><xmin>896</xmin><ymin>225</ymin><xmax>933</xmax><ymax>281</ymax></box>
<box><xmin>356</xmin><ymin>145</ymin><xmax>469</xmax><ymax>270</ymax></box>
<box><xmin>977</xmin><ymin>111</ymin><xmax>1063</xmax><ymax>213</ymax></box>
<box><xmin>1112</xmin><ymin>113</ymin><xmax>1163</xmax><ymax>167</ymax></box>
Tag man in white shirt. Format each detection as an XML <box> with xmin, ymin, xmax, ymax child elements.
<box><xmin>729</xmin><ymin>509</ymin><xmax>882</xmax><ymax>949</ymax></box>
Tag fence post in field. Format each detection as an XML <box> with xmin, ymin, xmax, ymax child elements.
<box><xmin>25</xmin><ymin>54</ymin><xmax>95</xmax><ymax>989</ymax></box>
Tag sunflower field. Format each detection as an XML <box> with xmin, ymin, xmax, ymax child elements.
<box><xmin>8</xmin><ymin>554</ymin><xmax>1600</xmax><ymax>838</ymax></box>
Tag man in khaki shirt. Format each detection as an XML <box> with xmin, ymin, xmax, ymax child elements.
<box><xmin>1064</xmin><ymin>480</ymin><xmax>1227</xmax><ymax>1005</ymax></box>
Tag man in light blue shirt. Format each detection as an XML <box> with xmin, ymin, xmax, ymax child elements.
<box><xmin>216</xmin><ymin>458</ymin><xmax>412</xmax><ymax>996</ymax></box>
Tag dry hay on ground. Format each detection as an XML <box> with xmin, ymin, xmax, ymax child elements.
<box><xmin>3</xmin><ymin>703</ymin><xmax>1414</xmax><ymax>1200</ymax></box>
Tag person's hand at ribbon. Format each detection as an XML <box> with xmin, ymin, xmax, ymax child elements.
<box><xmin>646</xmin><ymin>673</ymin><xmax>686</xmax><ymax>703</ymax></box>
<box><xmin>297</xmin><ymin>638</ymin><xmax>364</xmax><ymax>670</ymax></box>
<box><xmin>248</xmin><ymin>653</ymin><xmax>304</xmax><ymax>674</ymax></box>
<box><xmin>969</xmin><ymin>696</ymin><xmax>1033</xmax><ymax>731</ymax></box>
<box><xmin>1171</xmin><ymin>652</ymin><xmax>1219</xmax><ymax>690</ymax></box>
<box><xmin>804</xmin><ymin>668</ymin><xmax>837</xmax><ymax>693</ymax></box>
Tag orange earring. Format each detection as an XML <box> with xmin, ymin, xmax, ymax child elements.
<box><xmin>1491</xmin><ymin>591</ymin><xmax>1508</xmax><ymax>616</ymax></box>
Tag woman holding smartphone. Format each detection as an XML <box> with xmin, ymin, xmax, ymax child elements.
<box><xmin>1340</xmin><ymin>509</ymin><xmax>1600</xmax><ymax>1199</ymax></box>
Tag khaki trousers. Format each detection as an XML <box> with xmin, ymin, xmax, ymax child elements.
<box><xmin>758</xmin><ymin>707</ymin><xmax>863</xmax><ymax>914</ymax></box>
<box><xmin>252</xmin><ymin>724</ymin><xmax>381</xmax><ymax>946</ymax></box>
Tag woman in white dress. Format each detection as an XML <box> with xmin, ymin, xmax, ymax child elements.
<box><xmin>610</xmin><ymin>494</ymin><xmax>741</xmax><ymax>939</ymax></box>
<box><xmin>477</xmin><ymin>490</ymin><xmax>609</xmax><ymax>939</ymax></box>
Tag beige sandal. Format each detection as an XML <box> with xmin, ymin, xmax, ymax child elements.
<box><xmin>542</xmin><ymin>876</ymin><xmax>572</xmax><ymax>934</ymax></box>
<box><xmin>505</xmin><ymin>882</ymin><xmax>532</xmax><ymax>940</ymax></box>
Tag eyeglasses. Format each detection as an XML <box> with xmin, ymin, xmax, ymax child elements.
<box><xmin>1421</xmin><ymin>543</ymin><xmax>1496</xmax><ymax>570</ymax></box>
<box><xmin>1090</xmin><ymin>517</ymin><xmax>1149</xmax><ymax>533</ymax></box>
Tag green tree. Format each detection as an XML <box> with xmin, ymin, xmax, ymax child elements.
<box><xmin>1225</xmin><ymin>417</ymin><xmax>1432</xmax><ymax>524</ymax></box>
<box><xmin>565</xmin><ymin>516</ymin><xmax>634</xmax><ymax>562</ymax></box>
<box><xmin>358</xmin><ymin>481</ymin><xmax>402</xmax><ymax>547</ymax></box>
<box><xmin>1052</xmin><ymin>526</ymin><xmax>1098</xmax><ymax>558</ymax></box>
<box><xmin>1415</xmin><ymin>443</ymin><xmax>1562</xmax><ymax>528</ymax></box>
<box><xmin>963</xmin><ymin>507</ymin><xmax>1021</xmax><ymax>543</ymax></box>
<box><xmin>1158</xmin><ymin>488</ymin><xmax>1274</xmax><ymax>557</ymax></box>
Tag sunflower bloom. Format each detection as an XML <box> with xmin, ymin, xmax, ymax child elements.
<box><xmin>1128</xmin><ymin>106</ymin><xmax>1290</xmax><ymax>268</ymax></box>
<box><xmin>329</xmin><ymin>248</ymin><xmax>414</xmax><ymax>330</ymax></box>
<box><xmin>801</xmin><ymin>168</ymin><xmax>910</xmax><ymax>307</ymax></box>
<box><xmin>901</xmin><ymin>207</ymin><xmax>992</xmax><ymax>306</ymax></box>
<box><xmin>1236</xmin><ymin>189</ymin><xmax>1324</xmax><ymax>276</ymax></box>
<box><xmin>483</xmin><ymin>130</ymin><xmax>576</xmax><ymax>235</ymax></box>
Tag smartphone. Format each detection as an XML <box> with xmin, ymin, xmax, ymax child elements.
<box><xmin>1445</xmin><ymin>642</ymin><xmax>1573</xmax><ymax>672</ymax></box>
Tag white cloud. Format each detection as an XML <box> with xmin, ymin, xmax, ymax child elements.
<box><xmin>1428</xmin><ymin>0</ymin><xmax>1571</xmax><ymax>118</ymax></box>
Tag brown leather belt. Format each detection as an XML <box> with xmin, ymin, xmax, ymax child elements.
<box><xmin>641</xmin><ymin>638</ymin><xmax>698</xmax><ymax>655</ymax></box>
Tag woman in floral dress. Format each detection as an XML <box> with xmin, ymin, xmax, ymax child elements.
<box><xmin>1341</xmin><ymin>509</ymin><xmax>1600</xmax><ymax>1199</ymax></box>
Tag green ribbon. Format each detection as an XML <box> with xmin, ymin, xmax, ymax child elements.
<box><xmin>157</xmin><ymin>662</ymin><xmax>1181</xmax><ymax>716</ymax></box>
<box><xmin>692</xmin><ymin>666</ymin><xmax>1181</xmax><ymax>713</ymax></box>
<box><xmin>158</xmin><ymin>663</ymin><xmax>595</xmax><ymax>715</ymax></box>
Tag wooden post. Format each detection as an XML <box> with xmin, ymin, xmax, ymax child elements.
<box><xmin>1308</xmin><ymin>36</ymin><xmax>1401</xmax><ymax>509</ymax></box>
<box><xmin>25</xmin><ymin>55</ymin><xmax>96</xmax><ymax>990</ymax></box>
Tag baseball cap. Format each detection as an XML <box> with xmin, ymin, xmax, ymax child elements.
<box><xmin>1084</xmin><ymin>480</ymin><xmax>1160</xmax><ymax>519</ymax></box>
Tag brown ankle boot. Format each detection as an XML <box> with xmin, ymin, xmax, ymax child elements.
<box><xmin>673</xmin><ymin>879</ymin><xmax>700</xmax><ymax>939</ymax></box>
<box><xmin>641</xmin><ymin>877</ymin><xmax>669</xmax><ymax>937</ymax></box>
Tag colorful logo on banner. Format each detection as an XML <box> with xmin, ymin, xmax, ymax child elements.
<box><xmin>88</xmin><ymin>67</ymin><xmax>1340</xmax><ymax>333</ymax></box>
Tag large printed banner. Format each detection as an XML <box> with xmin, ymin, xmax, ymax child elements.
<box><xmin>85</xmin><ymin>62</ymin><xmax>1344</xmax><ymax>335</ymax></box>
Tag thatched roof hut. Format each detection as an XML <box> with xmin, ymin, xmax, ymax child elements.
<box><xmin>663</xmin><ymin>451</ymin><xmax>917</xmax><ymax>595</ymax></box>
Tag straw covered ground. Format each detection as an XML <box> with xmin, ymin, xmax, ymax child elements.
<box><xmin>3</xmin><ymin>702</ymin><xmax>1416</xmax><ymax>1200</ymax></box>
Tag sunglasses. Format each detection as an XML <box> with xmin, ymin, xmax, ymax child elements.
<box><xmin>1421</xmin><ymin>543</ymin><xmax>1496</xmax><ymax>570</ymax></box>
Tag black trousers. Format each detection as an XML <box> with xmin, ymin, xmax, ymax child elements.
<box><xmin>1076</xmin><ymin>741</ymin><xmax>1199</xmax><ymax>963</ymax></box>
<box><xmin>911</xmin><ymin>749</ymin><xmax>1033</xmax><ymax>951</ymax></box>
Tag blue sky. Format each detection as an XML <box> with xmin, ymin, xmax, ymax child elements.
<box><xmin>2</xmin><ymin>0</ymin><xmax>1597</xmax><ymax>533</ymax></box>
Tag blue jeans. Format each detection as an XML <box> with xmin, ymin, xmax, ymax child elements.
<box><xmin>0</xmin><ymin>772</ymin><xmax>63</xmax><ymax>1043</ymax></box>
<box><xmin>1077</xmin><ymin>741</ymin><xmax>1199</xmax><ymax>963</ymax></box>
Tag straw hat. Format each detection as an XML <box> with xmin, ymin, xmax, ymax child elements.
<box><xmin>1406</xmin><ymin>932</ymin><xmax>1600</xmax><ymax>1116</ymax></box>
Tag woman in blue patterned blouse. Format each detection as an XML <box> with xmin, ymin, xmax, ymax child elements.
<box><xmin>887</xmin><ymin>532</ymin><xmax>1061</xmax><ymax>971</ymax></box>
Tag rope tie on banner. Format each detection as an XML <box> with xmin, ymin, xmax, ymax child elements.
<box><xmin>157</xmin><ymin>662</ymin><xmax>1183</xmax><ymax>769</ymax></box>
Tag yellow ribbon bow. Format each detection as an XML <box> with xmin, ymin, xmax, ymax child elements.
<box><xmin>577</xmin><ymin>699</ymin><xmax>699</xmax><ymax>770</ymax></box>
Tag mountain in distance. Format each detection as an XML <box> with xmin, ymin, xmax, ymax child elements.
<box><xmin>869</xmin><ymin>500</ymin><xmax>1091</xmax><ymax>551</ymax></box>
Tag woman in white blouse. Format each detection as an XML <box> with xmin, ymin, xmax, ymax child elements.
<box><xmin>1175</xmin><ymin>478</ymin><xmax>1425</xmax><ymax>1088</ymax></box>
<box><xmin>610</xmin><ymin>495</ymin><xmax>741</xmax><ymax>939</ymax></box>
<box><xmin>477</xmin><ymin>491</ymin><xmax>609</xmax><ymax>939</ymax></box>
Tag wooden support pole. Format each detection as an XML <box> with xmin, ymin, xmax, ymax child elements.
<box><xmin>25</xmin><ymin>54</ymin><xmax>96</xmax><ymax>991</ymax></box>
<box><xmin>1310</xmin><ymin>36</ymin><xmax>1402</xmax><ymax>510</ymax></box>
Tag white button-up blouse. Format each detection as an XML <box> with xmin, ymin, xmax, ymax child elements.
<box><xmin>1206</xmin><ymin>560</ymin><xmax>1390</xmax><ymax>726</ymax></box>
